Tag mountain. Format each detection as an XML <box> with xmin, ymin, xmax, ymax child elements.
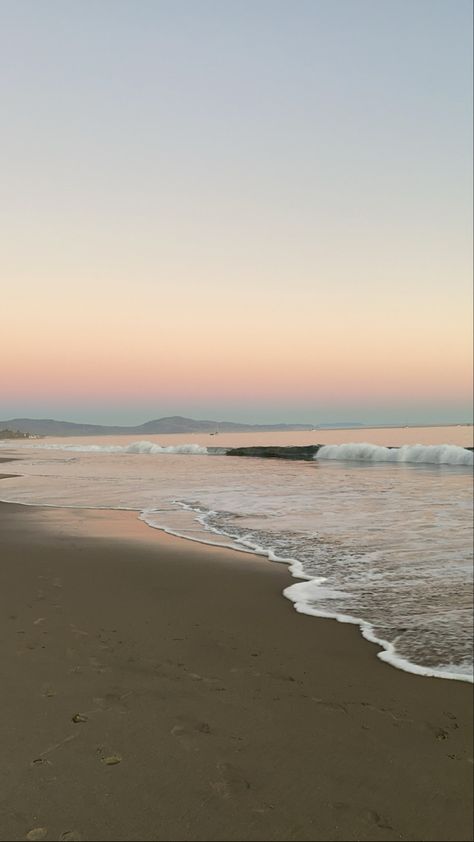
<box><xmin>0</xmin><ymin>416</ymin><xmax>319</xmax><ymax>437</ymax></box>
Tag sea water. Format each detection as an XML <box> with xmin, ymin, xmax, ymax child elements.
<box><xmin>1</xmin><ymin>426</ymin><xmax>472</xmax><ymax>682</ymax></box>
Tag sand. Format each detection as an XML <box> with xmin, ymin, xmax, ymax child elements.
<box><xmin>0</xmin><ymin>489</ymin><xmax>472</xmax><ymax>842</ymax></box>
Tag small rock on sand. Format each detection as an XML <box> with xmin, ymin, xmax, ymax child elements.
<box><xmin>26</xmin><ymin>829</ymin><xmax>47</xmax><ymax>842</ymax></box>
<box><xmin>102</xmin><ymin>754</ymin><xmax>122</xmax><ymax>766</ymax></box>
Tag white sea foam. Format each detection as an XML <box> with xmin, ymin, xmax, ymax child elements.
<box><xmin>316</xmin><ymin>443</ymin><xmax>473</xmax><ymax>466</ymax></box>
<box><xmin>1</xmin><ymin>440</ymin><xmax>208</xmax><ymax>455</ymax></box>
<box><xmin>142</xmin><ymin>495</ymin><xmax>473</xmax><ymax>683</ymax></box>
<box><xmin>3</xmin><ymin>439</ymin><xmax>471</xmax><ymax>465</ymax></box>
<box><xmin>283</xmin><ymin>581</ymin><xmax>474</xmax><ymax>683</ymax></box>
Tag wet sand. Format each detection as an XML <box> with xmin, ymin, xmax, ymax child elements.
<box><xmin>0</xmin><ymin>496</ymin><xmax>472</xmax><ymax>842</ymax></box>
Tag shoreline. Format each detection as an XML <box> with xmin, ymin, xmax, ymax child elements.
<box><xmin>1</xmin><ymin>454</ymin><xmax>473</xmax><ymax>686</ymax></box>
<box><xmin>141</xmin><ymin>510</ymin><xmax>474</xmax><ymax>686</ymax></box>
<box><xmin>0</xmin><ymin>500</ymin><xmax>472</xmax><ymax>841</ymax></box>
<box><xmin>2</xmin><ymin>490</ymin><xmax>472</xmax><ymax>686</ymax></box>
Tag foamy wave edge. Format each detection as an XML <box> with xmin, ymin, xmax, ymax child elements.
<box><xmin>141</xmin><ymin>503</ymin><xmax>474</xmax><ymax>684</ymax></box>
<box><xmin>0</xmin><ymin>491</ymin><xmax>471</xmax><ymax>684</ymax></box>
<box><xmin>0</xmin><ymin>440</ymin><xmax>209</xmax><ymax>455</ymax></box>
<box><xmin>315</xmin><ymin>443</ymin><xmax>473</xmax><ymax>466</ymax></box>
<box><xmin>283</xmin><ymin>582</ymin><xmax>473</xmax><ymax>684</ymax></box>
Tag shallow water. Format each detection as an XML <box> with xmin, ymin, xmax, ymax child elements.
<box><xmin>1</xmin><ymin>425</ymin><xmax>472</xmax><ymax>681</ymax></box>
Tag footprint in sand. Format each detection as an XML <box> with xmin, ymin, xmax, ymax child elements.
<box><xmin>171</xmin><ymin>718</ymin><xmax>212</xmax><ymax>751</ymax></box>
<box><xmin>424</xmin><ymin>722</ymin><xmax>450</xmax><ymax>741</ymax></box>
<box><xmin>93</xmin><ymin>690</ymin><xmax>132</xmax><ymax>714</ymax></box>
<box><xmin>88</xmin><ymin>656</ymin><xmax>110</xmax><ymax>674</ymax></box>
<box><xmin>59</xmin><ymin>832</ymin><xmax>82</xmax><ymax>841</ymax></box>
<box><xmin>443</xmin><ymin>711</ymin><xmax>460</xmax><ymax>730</ymax></box>
<box><xmin>434</xmin><ymin>727</ymin><xmax>449</xmax><ymax>741</ymax></box>
<box><xmin>31</xmin><ymin>758</ymin><xmax>52</xmax><ymax>768</ymax></box>
<box><xmin>366</xmin><ymin>810</ymin><xmax>393</xmax><ymax>830</ymax></box>
<box><xmin>210</xmin><ymin>762</ymin><xmax>251</xmax><ymax>799</ymax></box>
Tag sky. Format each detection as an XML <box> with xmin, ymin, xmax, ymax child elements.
<box><xmin>1</xmin><ymin>0</ymin><xmax>472</xmax><ymax>426</ymax></box>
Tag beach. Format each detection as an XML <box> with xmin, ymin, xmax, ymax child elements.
<box><xmin>0</xmin><ymin>490</ymin><xmax>472</xmax><ymax>842</ymax></box>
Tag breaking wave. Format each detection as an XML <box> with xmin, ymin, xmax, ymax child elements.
<box><xmin>2</xmin><ymin>439</ymin><xmax>472</xmax><ymax>466</ymax></box>
<box><xmin>316</xmin><ymin>443</ymin><xmax>473</xmax><ymax>466</ymax></box>
<box><xmin>7</xmin><ymin>440</ymin><xmax>209</xmax><ymax>456</ymax></box>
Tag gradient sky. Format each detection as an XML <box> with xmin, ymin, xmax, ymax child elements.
<box><xmin>1</xmin><ymin>0</ymin><xmax>472</xmax><ymax>425</ymax></box>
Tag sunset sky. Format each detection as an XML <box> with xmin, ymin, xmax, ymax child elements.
<box><xmin>1</xmin><ymin>0</ymin><xmax>472</xmax><ymax>425</ymax></box>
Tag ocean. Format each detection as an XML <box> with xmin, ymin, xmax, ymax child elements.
<box><xmin>1</xmin><ymin>425</ymin><xmax>472</xmax><ymax>683</ymax></box>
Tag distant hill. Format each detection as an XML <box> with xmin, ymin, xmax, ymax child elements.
<box><xmin>0</xmin><ymin>416</ymin><xmax>326</xmax><ymax>437</ymax></box>
<box><xmin>314</xmin><ymin>422</ymin><xmax>363</xmax><ymax>429</ymax></box>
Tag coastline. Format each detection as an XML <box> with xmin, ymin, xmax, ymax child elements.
<box><xmin>0</xmin><ymin>500</ymin><xmax>472</xmax><ymax>841</ymax></box>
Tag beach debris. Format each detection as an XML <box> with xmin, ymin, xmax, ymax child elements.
<box><xmin>31</xmin><ymin>758</ymin><xmax>52</xmax><ymax>768</ymax></box>
<box><xmin>102</xmin><ymin>754</ymin><xmax>122</xmax><ymax>766</ymax></box>
<box><xmin>59</xmin><ymin>832</ymin><xmax>82</xmax><ymax>841</ymax></box>
<box><xmin>26</xmin><ymin>829</ymin><xmax>47</xmax><ymax>841</ymax></box>
<box><xmin>71</xmin><ymin>713</ymin><xmax>88</xmax><ymax>724</ymax></box>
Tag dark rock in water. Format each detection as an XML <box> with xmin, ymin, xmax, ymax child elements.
<box><xmin>226</xmin><ymin>444</ymin><xmax>473</xmax><ymax>460</ymax></box>
<box><xmin>225</xmin><ymin>445</ymin><xmax>322</xmax><ymax>461</ymax></box>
